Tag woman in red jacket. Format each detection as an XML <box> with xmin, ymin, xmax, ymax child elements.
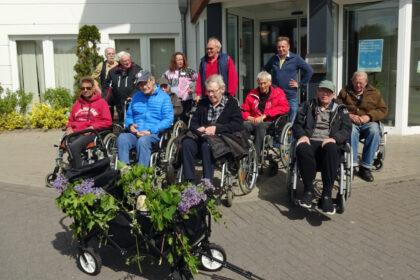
<box><xmin>65</xmin><ymin>77</ymin><xmax>112</xmax><ymax>168</ymax></box>
<box><xmin>241</xmin><ymin>71</ymin><xmax>289</xmax><ymax>158</ymax></box>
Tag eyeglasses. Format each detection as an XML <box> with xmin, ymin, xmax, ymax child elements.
<box><xmin>207</xmin><ymin>89</ymin><xmax>220</xmax><ymax>95</ymax></box>
<box><xmin>81</xmin><ymin>87</ymin><xmax>92</xmax><ymax>91</ymax></box>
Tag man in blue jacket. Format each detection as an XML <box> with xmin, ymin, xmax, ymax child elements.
<box><xmin>117</xmin><ymin>70</ymin><xmax>174</xmax><ymax>167</ymax></box>
<box><xmin>263</xmin><ymin>36</ymin><xmax>313</xmax><ymax>123</ymax></box>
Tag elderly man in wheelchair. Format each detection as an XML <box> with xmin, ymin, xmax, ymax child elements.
<box><xmin>291</xmin><ymin>80</ymin><xmax>352</xmax><ymax>215</ymax></box>
<box><xmin>116</xmin><ymin>70</ymin><xmax>174</xmax><ymax>168</ymax></box>
<box><xmin>241</xmin><ymin>71</ymin><xmax>290</xmax><ymax>174</ymax></box>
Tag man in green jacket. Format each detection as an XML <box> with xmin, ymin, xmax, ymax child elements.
<box><xmin>337</xmin><ymin>72</ymin><xmax>388</xmax><ymax>182</ymax></box>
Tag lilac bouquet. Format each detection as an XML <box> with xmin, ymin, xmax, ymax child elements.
<box><xmin>177</xmin><ymin>179</ymin><xmax>215</xmax><ymax>214</ymax></box>
<box><xmin>74</xmin><ymin>178</ymin><xmax>104</xmax><ymax>197</ymax></box>
<box><xmin>53</xmin><ymin>174</ymin><xmax>68</xmax><ymax>194</ymax></box>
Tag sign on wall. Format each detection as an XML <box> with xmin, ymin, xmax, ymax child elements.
<box><xmin>357</xmin><ymin>39</ymin><xmax>383</xmax><ymax>72</ymax></box>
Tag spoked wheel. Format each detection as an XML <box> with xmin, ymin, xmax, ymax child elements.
<box><xmin>173</xmin><ymin>120</ymin><xmax>187</xmax><ymax>137</ymax></box>
<box><xmin>103</xmin><ymin>133</ymin><xmax>118</xmax><ymax>169</ymax></box>
<box><xmin>200</xmin><ymin>243</ymin><xmax>226</xmax><ymax>272</ymax></box>
<box><xmin>165</xmin><ymin>137</ymin><xmax>178</xmax><ymax>184</ymax></box>
<box><xmin>280</xmin><ymin>122</ymin><xmax>293</xmax><ymax>167</ymax></box>
<box><xmin>286</xmin><ymin>164</ymin><xmax>296</xmax><ymax>203</ymax></box>
<box><xmin>373</xmin><ymin>158</ymin><xmax>384</xmax><ymax>171</ymax></box>
<box><xmin>238</xmin><ymin>141</ymin><xmax>258</xmax><ymax>194</ymax></box>
<box><xmin>77</xmin><ymin>247</ymin><xmax>102</xmax><ymax>275</ymax></box>
<box><xmin>45</xmin><ymin>172</ymin><xmax>57</xmax><ymax>188</ymax></box>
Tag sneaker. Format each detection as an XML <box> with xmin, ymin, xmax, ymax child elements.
<box><xmin>321</xmin><ymin>196</ymin><xmax>336</xmax><ymax>215</ymax></box>
<box><xmin>299</xmin><ymin>192</ymin><xmax>314</xmax><ymax>208</ymax></box>
<box><xmin>359</xmin><ymin>166</ymin><xmax>374</xmax><ymax>182</ymax></box>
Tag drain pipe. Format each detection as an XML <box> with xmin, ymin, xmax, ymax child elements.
<box><xmin>178</xmin><ymin>0</ymin><xmax>188</xmax><ymax>56</ymax></box>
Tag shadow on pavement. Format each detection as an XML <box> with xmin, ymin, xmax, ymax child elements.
<box><xmin>51</xmin><ymin>217</ymin><xmax>171</xmax><ymax>279</ymax></box>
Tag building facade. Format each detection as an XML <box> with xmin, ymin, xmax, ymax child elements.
<box><xmin>0</xmin><ymin>0</ymin><xmax>419</xmax><ymax>135</ymax></box>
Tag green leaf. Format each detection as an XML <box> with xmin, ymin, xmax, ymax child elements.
<box><xmin>167</xmin><ymin>252</ymin><xmax>173</xmax><ymax>263</ymax></box>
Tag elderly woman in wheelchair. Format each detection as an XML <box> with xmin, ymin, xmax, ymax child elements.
<box><xmin>291</xmin><ymin>80</ymin><xmax>352</xmax><ymax>215</ymax></box>
<box><xmin>241</xmin><ymin>71</ymin><xmax>290</xmax><ymax>174</ymax></box>
<box><xmin>180</xmin><ymin>74</ymin><xmax>244</xmax><ymax>183</ymax></box>
<box><xmin>116</xmin><ymin>70</ymin><xmax>174</xmax><ymax>167</ymax></box>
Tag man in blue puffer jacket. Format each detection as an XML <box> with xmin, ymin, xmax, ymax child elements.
<box><xmin>117</xmin><ymin>70</ymin><xmax>174</xmax><ymax>166</ymax></box>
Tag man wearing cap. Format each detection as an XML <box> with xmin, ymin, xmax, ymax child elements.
<box><xmin>156</xmin><ymin>77</ymin><xmax>183</xmax><ymax>118</ymax></box>
<box><xmin>116</xmin><ymin>70</ymin><xmax>173</xmax><ymax>167</ymax></box>
<box><xmin>292</xmin><ymin>80</ymin><xmax>352</xmax><ymax>215</ymax></box>
<box><xmin>337</xmin><ymin>71</ymin><xmax>387</xmax><ymax>182</ymax></box>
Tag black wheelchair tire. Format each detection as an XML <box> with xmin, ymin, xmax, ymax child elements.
<box><xmin>77</xmin><ymin>247</ymin><xmax>102</xmax><ymax>275</ymax></box>
<box><xmin>199</xmin><ymin>243</ymin><xmax>226</xmax><ymax>272</ymax></box>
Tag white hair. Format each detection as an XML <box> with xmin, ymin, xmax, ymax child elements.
<box><xmin>352</xmin><ymin>71</ymin><xmax>368</xmax><ymax>82</ymax></box>
<box><xmin>257</xmin><ymin>71</ymin><xmax>272</xmax><ymax>81</ymax></box>
<box><xmin>205</xmin><ymin>74</ymin><xmax>225</xmax><ymax>91</ymax></box>
<box><xmin>117</xmin><ymin>51</ymin><xmax>130</xmax><ymax>61</ymax></box>
<box><xmin>104</xmin><ymin>47</ymin><xmax>115</xmax><ymax>55</ymax></box>
<box><xmin>208</xmin><ymin>37</ymin><xmax>222</xmax><ymax>49</ymax></box>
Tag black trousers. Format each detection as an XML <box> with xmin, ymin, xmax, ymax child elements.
<box><xmin>243</xmin><ymin>121</ymin><xmax>273</xmax><ymax>157</ymax></box>
<box><xmin>181</xmin><ymin>137</ymin><xmax>214</xmax><ymax>183</ymax></box>
<box><xmin>68</xmin><ymin>134</ymin><xmax>96</xmax><ymax>169</ymax></box>
<box><xmin>180</xmin><ymin>99</ymin><xmax>194</xmax><ymax>124</ymax></box>
<box><xmin>295</xmin><ymin>141</ymin><xmax>340</xmax><ymax>197</ymax></box>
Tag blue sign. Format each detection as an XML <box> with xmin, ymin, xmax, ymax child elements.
<box><xmin>358</xmin><ymin>39</ymin><xmax>383</xmax><ymax>72</ymax></box>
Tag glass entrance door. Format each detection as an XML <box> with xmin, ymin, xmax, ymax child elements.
<box><xmin>260</xmin><ymin>17</ymin><xmax>307</xmax><ymax>66</ymax></box>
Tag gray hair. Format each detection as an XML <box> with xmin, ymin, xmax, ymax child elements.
<box><xmin>257</xmin><ymin>71</ymin><xmax>272</xmax><ymax>81</ymax></box>
<box><xmin>104</xmin><ymin>47</ymin><xmax>115</xmax><ymax>55</ymax></box>
<box><xmin>117</xmin><ymin>51</ymin><xmax>130</xmax><ymax>61</ymax></box>
<box><xmin>205</xmin><ymin>74</ymin><xmax>225</xmax><ymax>91</ymax></box>
<box><xmin>208</xmin><ymin>37</ymin><xmax>222</xmax><ymax>49</ymax></box>
<box><xmin>352</xmin><ymin>71</ymin><xmax>368</xmax><ymax>82</ymax></box>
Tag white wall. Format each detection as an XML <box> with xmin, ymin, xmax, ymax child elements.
<box><xmin>0</xmin><ymin>0</ymin><xmax>182</xmax><ymax>90</ymax></box>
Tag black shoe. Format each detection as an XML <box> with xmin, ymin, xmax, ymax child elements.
<box><xmin>359</xmin><ymin>166</ymin><xmax>374</xmax><ymax>182</ymax></box>
<box><xmin>321</xmin><ymin>196</ymin><xmax>336</xmax><ymax>215</ymax></box>
<box><xmin>299</xmin><ymin>192</ymin><xmax>314</xmax><ymax>208</ymax></box>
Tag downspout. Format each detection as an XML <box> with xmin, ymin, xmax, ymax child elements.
<box><xmin>178</xmin><ymin>0</ymin><xmax>189</xmax><ymax>56</ymax></box>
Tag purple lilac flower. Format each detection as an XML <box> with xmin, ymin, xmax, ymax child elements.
<box><xmin>74</xmin><ymin>178</ymin><xmax>103</xmax><ymax>197</ymax></box>
<box><xmin>198</xmin><ymin>178</ymin><xmax>215</xmax><ymax>192</ymax></box>
<box><xmin>178</xmin><ymin>185</ymin><xmax>207</xmax><ymax>214</ymax></box>
<box><xmin>53</xmin><ymin>173</ymin><xmax>68</xmax><ymax>194</ymax></box>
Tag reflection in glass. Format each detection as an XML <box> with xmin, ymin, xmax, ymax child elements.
<box><xmin>150</xmin><ymin>39</ymin><xmax>175</xmax><ymax>77</ymax></box>
<box><xmin>242</xmin><ymin>17</ymin><xmax>254</xmax><ymax>103</ymax></box>
<box><xmin>408</xmin><ymin>0</ymin><xmax>420</xmax><ymax>126</ymax></box>
<box><xmin>343</xmin><ymin>0</ymin><xmax>398</xmax><ymax>126</ymax></box>
<box><xmin>227</xmin><ymin>14</ymin><xmax>238</xmax><ymax>65</ymax></box>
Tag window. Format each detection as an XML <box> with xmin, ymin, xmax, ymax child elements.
<box><xmin>53</xmin><ymin>40</ymin><xmax>77</xmax><ymax>94</ymax></box>
<box><xmin>115</xmin><ymin>39</ymin><xmax>141</xmax><ymax>66</ymax></box>
<box><xmin>16</xmin><ymin>40</ymin><xmax>45</xmax><ymax>100</ymax></box>
<box><xmin>150</xmin><ymin>38</ymin><xmax>175</xmax><ymax>77</ymax></box>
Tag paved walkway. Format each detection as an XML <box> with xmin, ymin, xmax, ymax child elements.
<box><xmin>0</xmin><ymin>130</ymin><xmax>419</xmax><ymax>279</ymax></box>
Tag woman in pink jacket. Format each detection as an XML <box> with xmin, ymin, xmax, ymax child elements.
<box><xmin>65</xmin><ymin>77</ymin><xmax>112</xmax><ymax>168</ymax></box>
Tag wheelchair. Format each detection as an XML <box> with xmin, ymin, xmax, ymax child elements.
<box><xmin>165</xmin><ymin>137</ymin><xmax>258</xmax><ymax>207</ymax></box>
<box><xmin>358</xmin><ymin>122</ymin><xmax>387</xmax><ymax>171</ymax></box>
<box><xmin>259</xmin><ymin>114</ymin><xmax>293</xmax><ymax>176</ymax></box>
<box><xmin>286</xmin><ymin>142</ymin><xmax>353</xmax><ymax>214</ymax></box>
<box><xmin>45</xmin><ymin>128</ymin><xmax>118</xmax><ymax>188</ymax></box>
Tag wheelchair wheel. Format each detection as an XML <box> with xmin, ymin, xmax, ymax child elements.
<box><xmin>45</xmin><ymin>172</ymin><xmax>56</xmax><ymax>188</ymax></box>
<box><xmin>165</xmin><ymin>137</ymin><xmax>179</xmax><ymax>184</ymax></box>
<box><xmin>103</xmin><ymin>133</ymin><xmax>118</xmax><ymax>169</ymax></box>
<box><xmin>77</xmin><ymin>247</ymin><xmax>102</xmax><ymax>275</ymax></box>
<box><xmin>337</xmin><ymin>193</ymin><xmax>346</xmax><ymax>214</ymax></box>
<box><xmin>238</xmin><ymin>141</ymin><xmax>258</xmax><ymax>194</ymax></box>
<box><xmin>279</xmin><ymin>122</ymin><xmax>293</xmax><ymax>167</ymax></box>
<box><xmin>173</xmin><ymin>120</ymin><xmax>187</xmax><ymax>138</ymax></box>
<box><xmin>373</xmin><ymin>158</ymin><xmax>384</xmax><ymax>171</ymax></box>
<box><xmin>225</xmin><ymin>189</ymin><xmax>233</xmax><ymax>207</ymax></box>
<box><xmin>199</xmin><ymin>243</ymin><xmax>226</xmax><ymax>272</ymax></box>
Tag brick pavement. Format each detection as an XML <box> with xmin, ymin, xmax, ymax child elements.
<box><xmin>0</xmin><ymin>130</ymin><xmax>419</xmax><ymax>279</ymax></box>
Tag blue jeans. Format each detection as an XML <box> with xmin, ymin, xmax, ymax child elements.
<box><xmin>287</xmin><ymin>98</ymin><xmax>299</xmax><ymax>123</ymax></box>
<box><xmin>117</xmin><ymin>132</ymin><xmax>160</xmax><ymax>167</ymax></box>
<box><xmin>351</xmin><ymin>122</ymin><xmax>380</xmax><ymax>169</ymax></box>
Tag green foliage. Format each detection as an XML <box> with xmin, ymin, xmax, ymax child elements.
<box><xmin>28</xmin><ymin>103</ymin><xmax>69</xmax><ymax>129</ymax></box>
<box><xmin>15</xmin><ymin>89</ymin><xmax>33</xmax><ymax>114</ymax></box>
<box><xmin>0</xmin><ymin>88</ymin><xmax>33</xmax><ymax>115</ymax></box>
<box><xmin>42</xmin><ymin>87</ymin><xmax>73</xmax><ymax>109</ymax></box>
<box><xmin>117</xmin><ymin>165</ymin><xmax>222</xmax><ymax>275</ymax></box>
<box><xmin>55</xmin><ymin>179</ymin><xmax>119</xmax><ymax>239</ymax></box>
<box><xmin>0</xmin><ymin>111</ymin><xmax>29</xmax><ymax>131</ymax></box>
<box><xmin>74</xmin><ymin>25</ymin><xmax>103</xmax><ymax>91</ymax></box>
